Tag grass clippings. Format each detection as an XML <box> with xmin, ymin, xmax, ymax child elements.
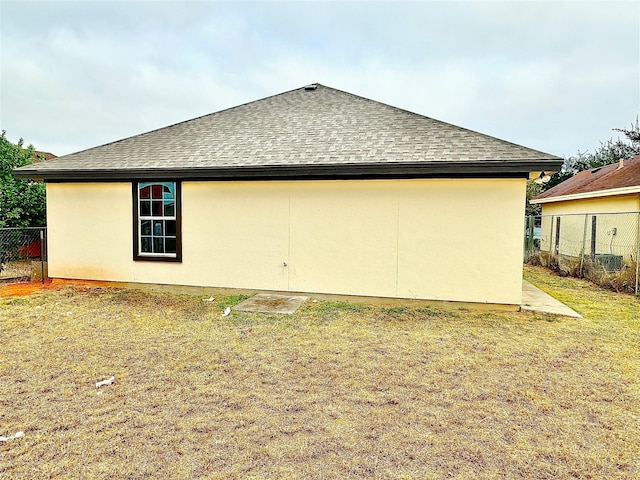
<box><xmin>1</xmin><ymin>268</ymin><xmax>639</xmax><ymax>479</ymax></box>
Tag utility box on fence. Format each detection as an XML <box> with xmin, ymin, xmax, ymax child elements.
<box><xmin>595</xmin><ymin>254</ymin><xmax>623</xmax><ymax>272</ymax></box>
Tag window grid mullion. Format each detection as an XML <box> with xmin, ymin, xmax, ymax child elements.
<box><xmin>137</xmin><ymin>182</ymin><xmax>178</xmax><ymax>257</ymax></box>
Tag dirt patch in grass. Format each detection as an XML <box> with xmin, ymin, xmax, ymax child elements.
<box><xmin>1</xmin><ymin>272</ymin><xmax>638</xmax><ymax>479</ymax></box>
<box><xmin>0</xmin><ymin>279</ymin><xmax>116</xmax><ymax>298</ymax></box>
<box><xmin>0</xmin><ymin>279</ymin><xmax>56</xmax><ymax>297</ymax></box>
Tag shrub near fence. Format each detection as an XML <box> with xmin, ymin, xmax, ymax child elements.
<box><xmin>0</xmin><ymin>227</ymin><xmax>47</xmax><ymax>282</ymax></box>
<box><xmin>524</xmin><ymin>213</ymin><xmax>640</xmax><ymax>295</ymax></box>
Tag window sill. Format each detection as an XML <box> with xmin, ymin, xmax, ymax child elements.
<box><xmin>133</xmin><ymin>254</ymin><xmax>182</xmax><ymax>263</ymax></box>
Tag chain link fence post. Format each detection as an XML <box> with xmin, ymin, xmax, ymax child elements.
<box><xmin>579</xmin><ymin>214</ymin><xmax>587</xmax><ymax>277</ymax></box>
<box><xmin>636</xmin><ymin>212</ymin><xmax>640</xmax><ymax>295</ymax></box>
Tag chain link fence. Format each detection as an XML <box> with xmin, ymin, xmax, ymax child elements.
<box><xmin>524</xmin><ymin>212</ymin><xmax>640</xmax><ymax>294</ymax></box>
<box><xmin>0</xmin><ymin>227</ymin><xmax>47</xmax><ymax>283</ymax></box>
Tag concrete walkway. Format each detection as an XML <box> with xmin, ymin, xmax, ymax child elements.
<box><xmin>521</xmin><ymin>280</ymin><xmax>582</xmax><ymax>318</ymax></box>
<box><xmin>234</xmin><ymin>293</ymin><xmax>309</xmax><ymax>314</ymax></box>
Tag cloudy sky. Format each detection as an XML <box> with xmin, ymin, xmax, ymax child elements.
<box><xmin>1</xmin><ymin>0</ymin><xmax>638</xmax><ymax>159</ymax></box>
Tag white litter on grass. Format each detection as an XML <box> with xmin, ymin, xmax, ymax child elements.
<box><xmin>222</xmin><ymin>306</ymin><xmax>231</xmax><ymax>317</ymax></box>
<box><xmin>66</xmin><ymin>311</ymin><xmax>73</xmax><ymax>316</ymax></box>
<box><xmin>95</xmin><ymin>376</ymin><xmax>115</xmax><ymax>388</ymax></box>
<box><xmin>0</xmin><ymin>431</ymin><xmax>24</xmax><ymax>442</ymax></box>
<box><xmin>203</xmin><ymin>296</ymin><xmax>215</xmax><ymax>302</ymax></box>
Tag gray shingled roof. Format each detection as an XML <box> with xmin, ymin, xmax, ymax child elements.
<box><xmin>15</xmin><ymin>84</ymin><xmax>561</xmax><ymax>181</ymax></box>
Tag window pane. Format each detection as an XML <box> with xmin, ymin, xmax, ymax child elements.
<box><xmin>163</xmin><ymin>183</ymin><xmax>175</xmax><ymax>200</ymax></box>
<box><xmin>165</xmin><ymin>238</ymin><xmax>176</xmax><ymax>253</ymax></box>
<box><xmin>141</xmin><ymin>220</ymin><xmax>152</xmax><ymax>235</ymax></box>
<box><xmin>136</xmin><ymin>181</ymin><xmax>179</xmax><ymax>260</ymax></box>
<box><xmin>164</xmin><ymin>200</ymin><xmax>175</xmax><ymax>216</ymax></box>
<box><xmin>141</xmin><ymin>237</ymin><xmax>152</xmax><ymax>253</ymax></box>
<box><xmin>153</xmin><ymin>237</ymin><xmax>164</xmax><ymax>253</ymax></box>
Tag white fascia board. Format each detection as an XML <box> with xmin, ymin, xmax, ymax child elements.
<box><xmin>530</xmin><ymin>185</ymin><xmax>640</xmax><ymax>204</ymax></box>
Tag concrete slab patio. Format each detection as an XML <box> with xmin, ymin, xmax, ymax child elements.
<box><xmin>521</xmin><ymin>280</ymin><xmax>582</xmax><ymax>318</ymax></box>
<box><xmin>234</xmin><ymin>293</ymin><xmax>310</xmax><ymax>315</ymax></box>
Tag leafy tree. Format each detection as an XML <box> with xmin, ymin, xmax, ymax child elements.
<box><xmin>542</xmin><ymin>118</ymin><xmax>640</xmax><ymax>191</ymax></box>
<box><xmin>0</xmin><ymin>131</ymin><xmax>47</xmax><ymax>228</ymax></box>
<box><xmin>613</xmin><ymin>117</ymin><xmax>640</xmax><ymax>143</ymax></box>
<box><xmin>525</xmin><ymin>180</ymin><xmax>543</xmax><ymax>215</ymax></box>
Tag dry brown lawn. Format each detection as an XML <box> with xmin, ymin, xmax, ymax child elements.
<box><xmin>1</xmin><ymin>266</ymin><xmax>638</xmax><ymax>479</ymax></box>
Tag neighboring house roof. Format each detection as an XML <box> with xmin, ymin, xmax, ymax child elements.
<box><xmin>33</xmin><ymin>151</ymin><xmax>57</xmax><ymax>162</ymax></box>
<box><xmin>531</xmin><ymin>155</ymin><xmax>640</xmax><ymax>204</ymax></box>
<box><xmin>14</xmin><ymin>83</ymin><xmax>561</xmax><ymax>181</ymax></box>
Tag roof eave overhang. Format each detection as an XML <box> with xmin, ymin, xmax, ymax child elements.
<box><xmin>14</xmin><ymin>159</ymin><xmax>563</xmax><ymax>182</ymax></box>
<box><xmin>531</xmin><ymin>184</ymin><xmax>640</xmax><ymax>205</ymax></box>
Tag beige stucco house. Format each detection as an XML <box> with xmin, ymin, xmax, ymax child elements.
<box><xmin>530</xmin><ymin>156</ymin><xmax>640</xmax><ymax>262</ymax></box>
<box><xmin>14</xmin><ymin>84</ymin><xmax>561</xmax><ymax>306</ymax></box>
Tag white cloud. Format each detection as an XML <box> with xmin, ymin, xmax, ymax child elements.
<box><xmin>0</xmin><ymin>0</ymin><xmax>638</xmax><ymax>157</ymax></box>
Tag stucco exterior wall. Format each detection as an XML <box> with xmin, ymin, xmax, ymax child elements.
<box><xmin>540</xmin><ymin>195</ymin><xmax>640</xmax><ymax>216</ymax></box>
<box><xmin>539</xmin><ymin>195</ymin><xmax>640</xmax><ymax>258</ymax></box>
<box><xmin>46</xmin><ymin>178</ymin><xmax>526</xmax><ymax>305</ymax></box>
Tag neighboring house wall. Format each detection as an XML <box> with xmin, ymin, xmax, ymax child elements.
<box><xmin>47</xmin><ymin>178</ymin><xmax>526</xmax><ymax>305</ymax></box>
<box><xmin>541</xmin><ymin>194</ymin><xmax>640</xmax><ymax>215</ymax></box>
<box><xmin>539</xmin><ymin>194</ymin><xmax>640</xmax><ymax>258</ymax></box>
